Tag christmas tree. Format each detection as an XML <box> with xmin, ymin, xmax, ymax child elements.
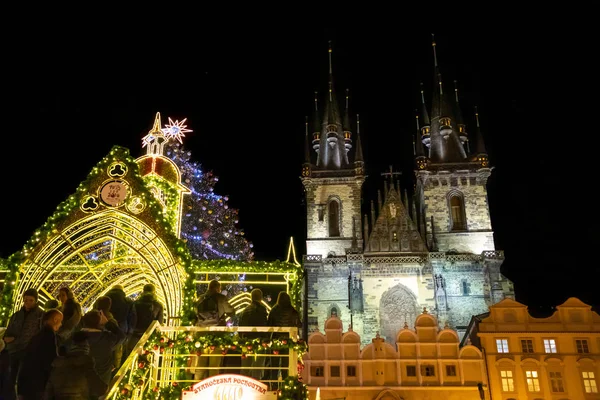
<box><xmin>164</xmin><ymin>142</ymin><xmax>254</xmax><ymax>261</ymax></box>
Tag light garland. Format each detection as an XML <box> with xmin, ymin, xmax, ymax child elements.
<box><xmin>114</xmin><ymin>329</ymin><xmax>308</xmax><ymax>399</ymax></box>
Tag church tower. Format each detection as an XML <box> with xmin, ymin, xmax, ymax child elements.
<box><xmin>414</xmin><ymin>35</ymin><xmax>494</xmax><ymax>255</ymax></box>
<box><xmin>302</xmin><ymin>42</ymin><xmax>365</xmax><ymax>257</ymax></box>
<box><xmin>414</xmin><ymin>36</ymin><xmax>514</xmax><ymax>323</ymax></box>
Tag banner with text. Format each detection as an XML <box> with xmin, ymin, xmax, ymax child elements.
<box><xmin>182</xmin><ymin>374</ymin><xmax>276</xmax><ymax>400</ymax></box>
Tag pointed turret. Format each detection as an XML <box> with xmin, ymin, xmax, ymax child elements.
<box><xmin>354</xmin><ymin>114</ymin><xmax>365</xmax><ymax>175</ymax></box>
<box><xmin>428</xmin><ymin>35</ymin><xmax>467</xmax><ymax>163</ymax></box>
<box><xmin>302</xmin><ymin>116</ymin><xmax>312</xmax><ymax>178</ymax></box>
<box><xmin>473</xmin><ymin>106</ymin><xmax>489</xmax><ymax>167</ymax></box>
<box><xmin>343</xmin><ymin>89</ymin><xmax>353</xmax><ymax>156</ymax></box>
<box><xmin>419</xmin><ymin>82</ymin><xmax>431</xmax><ymax>149</ymax></box>
<box><xmin>415</xmin><ymin>109</ymin><xmax>428</xmax><ymax>170</ymax></box>
<box><xmin>312</xmin><ymin>91</ymin><xmax>321</xmax><ymax>162</ymax></box>
<box><xmin>454</xmin><ymin>80</ymin><xmax>468</xmax><ymax>146</ymax></box>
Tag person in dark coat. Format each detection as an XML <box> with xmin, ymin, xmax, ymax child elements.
<box><xmin>128</xmin><ymin>284</ymin><xmax>164</xmax><ymax>354</ymax></box>
<box><xmin>17</xmin><ymin>309</ymin><xmax>63</xmax><ymax>400</ymax></box>
<box><xmin>105</xmin><ymin>284</ymin><xmax>136</xmax><ymax>369</ymax></box>
<box><xmin>57</xmin><ymin>286</ymin><xmax>82</xmax><ymax>342</ymax></box>
<box><xmin>266</xmin><ymin>291</ymin><xmax>302</xmax><ymax>386</ymax></box>
<box><xmin>2</xmin><ymin>288</ymin><xmax>44</xmax><ymax>400</ymax></box>
<box><xmin>44</xmin><ymin>331</ymin><xmax>108</xmax><ymax>400</ymax></box>
<box><xmin>80</xmin><ymin>310</ymin><xmax>125</xmax><ymax>391</ymax></box>
<box><xmin>238</xmin><ymin>289</ymin><xmax>268</xmax><ymax>379</ymax></box>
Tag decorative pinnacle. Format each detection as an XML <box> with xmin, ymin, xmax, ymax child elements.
<box><xmin>357</xmin><ymin>113</ymin><xmax>360</xmax><ymax>132</ymax></box>
<box><xmin>314</xmin><ymin>91</ymin><xmax>318</xmax><ymax>111</ymax></box>
<box><xmin>415</xmin><ymin>109</ymin><xmax>420</xmax><ymax>130</ymax></box>
<box><xmin>345</xmin><ymin>88</ymin><xmax>349</xmax><ymax>109</ymax></box>
<box><xmin>454</xmin><ymin>80</ymin><xmax>459</xmax><ymax>102</ymax></box>
<box><xmin>420</xmin><ymin>82</ymin><xmax>426</xmax><ymax>104</ymax></box>
<box><xmin>422</xmin><ymin>306</ymin><xmax>428</xmax><ymax>314</ymax></box>
<box><xmin>475</xmin><ymin>106</ymin><xmax>481</xmax><ymax>127</ymax></box>
<box><xmin>305</xmin><ymin>116</ymin><xmax>308</xmax><ymax>135</ymax></box>
<box><xmin>151</xmin><ymin>112</ymin><xmax>162</xmax><ymax>134</ymax></box>
<box><xmin>328</xmin><ymin>40</ymin><xmax>333</xmax><ymax>74</ymax></box>
<box><xmin>432</xmin><ymin>33</ymin><xmax>438</xmax><ymax>67</ymax></box>
<box><xmin>403</xmin><ymin>321</ymin><xmax>408</xmax><ymax>329</ymax></box>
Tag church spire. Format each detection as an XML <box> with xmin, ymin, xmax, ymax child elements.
<box><xmin>473</xmin><ymin>106</ymin><xmax>489</xmax><ymax>167</ymax></box>
<box><xmin>315</xmin><ymin>41</ymin><xmax>350</xmax><ymax>169</ymax></box>
<box><xmin>428</xmin><ymin>34</ymin><xmax>467</xmax><ymax>163</ymax></box>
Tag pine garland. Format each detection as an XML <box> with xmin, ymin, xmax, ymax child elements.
<box><xmin>115</xmin><ymin>329</ymin><xmax>308</xmax><ymax>399</ymax></box>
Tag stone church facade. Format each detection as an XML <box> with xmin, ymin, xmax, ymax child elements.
<box><xmin>301</xmin><ymin>41</ymin><xmax>514</xmax><ymax>345</ymax></box>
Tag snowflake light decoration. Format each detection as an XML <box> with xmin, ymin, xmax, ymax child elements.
<box><xmin>162</xmin><ymin>117</ymin><xmax>192</xmax><ymax>144</ymax></box>
<box><xmin>141</xmin><ymin>132</ymin><xmax>156</xmax><ymax>148</ymax></box>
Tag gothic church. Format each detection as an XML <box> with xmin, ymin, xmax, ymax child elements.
<box><xmin>301</xmin><ymin>40</ymin><xmax>514</xmax><ymax>344</ymax></box>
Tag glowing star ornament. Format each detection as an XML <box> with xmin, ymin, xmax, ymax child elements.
<box><xmin>162</xmin><ymin>117</ymin><xmax>192</xmax><ymax>144</ymax></box>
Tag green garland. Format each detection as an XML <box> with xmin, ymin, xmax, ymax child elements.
<box><xmin>142</xmin><ymin>175</ymin><xmax>181</xmax><ymax>235</ymax></box>
<box><xmin>0</xmin><ymin>146</ymin><xmax>195</xmax><ymax>326</ymax></box>
<box><xmin>0</xmin><ymin>146</ymin><xmax>305</xmax><ymax>334</ymax></box>
<box><xmin>114</xmin><ymin>329</ymin><xmax>308</xmax><ymax>399</ymax></box>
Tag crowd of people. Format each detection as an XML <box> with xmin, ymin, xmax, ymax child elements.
<box><xmin>190</xmin><ymin>280</ymin><xmax>302</xmax><ymax>388</ymax></box>
<box><xmin>0</xmin><ymin>283</ymin><xmax>163</xmax><ymax>400</ymax></box>
<box><xmin>0</xmin><ymin>280</ymin><xmax>300</xmax><ymax>398</ymax></box>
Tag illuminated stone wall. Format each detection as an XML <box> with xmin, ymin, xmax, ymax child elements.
<box><xmin>304</xmin><ymin>178</ymin><xmax>362</xmax><ymax>257</ymax></box>
<box><xmin>419</xmin><ymin>170</ymin><xmax>495</xmax><ymax>254</ymax></box>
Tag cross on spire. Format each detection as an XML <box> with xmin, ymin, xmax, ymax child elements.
<box><xmin>381</xmin><ymin>165</ymin><xmax>402</xmax><ymax>179</ymax></box>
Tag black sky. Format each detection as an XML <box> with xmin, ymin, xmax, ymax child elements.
<box><xmin>1</xmin><ymin>19</ymin><xmax>595</xmax><ymax>312</ymax></box>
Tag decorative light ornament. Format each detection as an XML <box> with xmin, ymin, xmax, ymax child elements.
<box><xmin>162</xmin><ymin>117</ymin><xmax>192</xmax><ymax>144</ymax></box>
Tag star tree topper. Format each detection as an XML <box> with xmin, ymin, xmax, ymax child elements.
<box><xmin>162</xmin><ymin>117</ymin><xmax>192</xmax><ymax>144</ymax></box>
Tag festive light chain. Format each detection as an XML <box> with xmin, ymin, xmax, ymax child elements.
<box><xmin>114</xmin><ymin>329</ymin><xmax>308</xmax><ymax>399</ymax></box>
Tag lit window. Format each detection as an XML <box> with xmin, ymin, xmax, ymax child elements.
<box><xmin>346</xmin><ymin>366</ymin><xmax>356</xmax><ymax>377</ymax></box>
<box><xmin>500</xmin><ymin>370</ymin><xmax>514</xmax><ymax>392</ymax></box>
<box><xmin>526</xmin><ymin>370</ymin><xmax>540</xmax><ymax>392</ymax></box>
<box><xmin>543</xmin><ymin>339</ymin><xmax>557</xmax><ymax>353</ymax></box>
<box><xmin>421</xmin><ymin>365</ymin><xmax>435</xmax><ymax>377</ymax></box>
<box><xmin>446</xmin><ymin>365</ymin><xmax>456</xmax><ymax>376</ymax></box>
<box><xmin>311</xmin><ymin>366</ymin><xmax>324</xmax><ymax>377</ymax></box>
<box><xmin>583</xmin><ymin>371</ymin><xmax>598</xmax><ymax>393</ymax></box>
<box><xmin>406</xmin><ymin>366</ymin><xmax>416</xmax><ymax>377</ymax></box>
<box><xmin>576</xmin><ymin>339</ymin><xmax>589</xmax><ymax>353</ymax></box>
<box><xmin>330</xmin><ymin>366</ymin><xmax>340</xmax><ymax>377</ymax></box>
<box><xmin>549</xmin><ymin>371</ymin><xmax>564</xmax><ymax>392</ymax></box>
<box><xmin>496</xmin><ymin>339</ymin><xmax>509</xmax><ymax>353</ymax></box>
<box><xmin>449</xmin><ymin>195</ymin><xmax>466</xmax><ymax>231</ymax></box>
<box><xmin>521</xmin><ymin>339</ymin><xmax>534</xmax><ymax>353</ymax></box>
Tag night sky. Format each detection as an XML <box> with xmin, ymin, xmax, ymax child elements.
<box><xmin>1</xmin><ymin>21</ymin><xmax>594</xmax><ymax>313</ymax></box>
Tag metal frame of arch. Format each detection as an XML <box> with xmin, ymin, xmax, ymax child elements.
<box><xmin>13</xmin><ymin>209</ymin><xmax>186</xmax><ymax>324</ymax></box>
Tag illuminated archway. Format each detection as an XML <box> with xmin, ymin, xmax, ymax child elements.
<box><xmin>13</xmin><ymin>209</ymin><xmax>186</xmax><ymax>323</ymax></box>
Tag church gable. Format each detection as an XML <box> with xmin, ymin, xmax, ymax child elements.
<box><xmin>367</xmin><ymin>188</ymin><xmax>426</xmax><ymax>253</ymax></box>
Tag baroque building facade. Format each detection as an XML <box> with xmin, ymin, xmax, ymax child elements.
<box><xmin>303</xmin><ymin>312</ymin><xmax>487</xmax><ymax>400</ymax></box>
<box><xmin>301</xmin><ymin>40</ymin><xmax>514</xmax><ymax>345</ymax></box>
<box><xmin>464</xmin><ymin>297</ymin><xmax>600</xmax><ymax>399</ymax></box>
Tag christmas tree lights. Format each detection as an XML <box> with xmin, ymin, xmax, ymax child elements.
<box><xmin>165</xmin><ymin>141</ymin><xmax>254</xmax><ymax>262</ymax></box>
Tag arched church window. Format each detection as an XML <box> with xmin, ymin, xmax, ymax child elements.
<box><xmin>449</xmin><ymin>194</ymin><xmax>467</xmax><ymax>231</ymax></box>
<box><xmin>331</xmin><ymin>307</ymin><xmax>338</xmax><ymax>317</ymax></box>
<box><xmin>329</xmin><ymin>201</ymin><xmax>340</xmax><ymax>237</ymax></box>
